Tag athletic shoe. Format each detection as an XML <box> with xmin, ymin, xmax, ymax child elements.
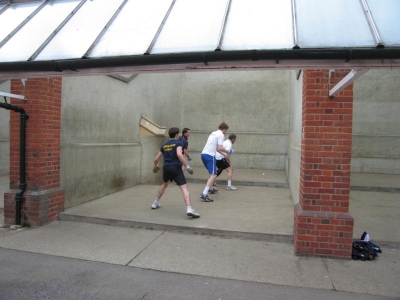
<box><xmin>208</xmin><ymin>188</ymin><xmax>218</xmax><ymax>194</ymax></box>
<box><xmin>187</xmin><ymin>208</ymin><xmax>200</xmax><ymax>218</ymax></box>
<box><xmin>151</xmin><ymin>200</ymin><xmax>161</xmax><ymax>209</ymax></box>
<box><xmin>200</xmin><ymin>194</ymin><xmax>214</xmax><ymax>202</ymax></box>
<box><xmin>226</xmin><ymin>185</ymin><xmax>237</xmax><ymax>191</ymax></box>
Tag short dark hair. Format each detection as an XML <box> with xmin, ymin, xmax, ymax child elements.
<box><xmin>219</xmin><ymin>122</ymin><xmax>229</xmax><ymax>130</ymax></box>
<box><xmin>182</xmin><ymin>128</ymin><xmax>190</xmax><ymax>134</ymax></box>
<box><xmin>229</xmin><ymin>134</ymin><xmax>236</xmax><ymax>140</ymax></box>
<box><xmin>168</xmin><ymin>127</ymin><xmax>180</xmax><ymax>138</ymax></box>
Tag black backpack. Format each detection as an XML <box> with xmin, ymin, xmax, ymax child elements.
<box><xmin>352</xmin><ymin>231</ymin><xmax>382</xmax><ymax>261</ymax></box>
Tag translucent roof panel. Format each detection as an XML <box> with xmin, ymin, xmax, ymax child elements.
<box><xmin>0</xmin><ymin>2</ymin><xmax>42</xmax><ymax>43</ymax></box>
<box><xmin>151</xmin><ymin>0</ymin><xmax>228</xmax><ymax>54</ymax></box>
<box><xmin>35</xmin><ymin>0</ymin><xmax>124</xmax><ymax>61</ymax></box>
<box><xmin>368</xmin><ymin>0</ymin><xmax>400</xmax><ymax>46</ymax></box>
<box><xmin>296</xmin><ymin>0</ymin><xmax>375</xmax><ymax>48</ymax></box>
<box><xmin>0</xmin><ymin>0</ymin><xmax>82</xmax><ymax>62</ymax></box>
<box><xmin>222</xmin><ymin>0</ymin><xmax>294</xmax><ymax>50</ymax></box>
<box><xmin>89</xmin><ymin>0</ymin><xmax>173</xmax><ymax>58</ymax></box>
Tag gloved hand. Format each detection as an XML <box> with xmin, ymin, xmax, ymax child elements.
<box><xmin>188</xmin><ymin>157</ymin><xmax>192</xmax><ymax>161</ymax></box>
<box><xmin>153</xmin><ymin>166</ymin><xmax>160</xmax><ymax>173</ymax></box>
<box><xmin>185</xmin><ymin>165</ymin><xmax>193</xmax><ymax>175</ymax></box>
<box><xmin>229</xmin><ymin>149</ymin><xmax>234</xmax><ymax>154</ymax></box>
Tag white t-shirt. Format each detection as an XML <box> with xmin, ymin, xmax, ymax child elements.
<box><xmin>201</xmin><ymin>129</ymin><xmax>224</xmax><ymax>157</ymax></box>
<box><xmin>216</xmin><ymin>139</ymin><xmax>232</xmax><ymax>160</ymax></box>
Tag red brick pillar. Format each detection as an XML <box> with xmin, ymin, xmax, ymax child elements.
<box><xmin>4</xmin><ymin>78</ymin><xmax>65</xmax><ymax>227</ymax></box>
<box><xmin>294</xmin><ymin>70</ymin><xmax>354</xmax><ymax>258</ymax></box>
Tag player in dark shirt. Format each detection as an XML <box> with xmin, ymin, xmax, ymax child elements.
<box><xmin>151</xmin><ymin>127</ymin><xmax>200</xmax><ymax>218</ymax></box>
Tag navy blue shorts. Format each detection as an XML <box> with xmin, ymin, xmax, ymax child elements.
<box><xmin>163</xmin><ymin>165</ymin><xmax>187</xmax><ymax>186</ymax></box>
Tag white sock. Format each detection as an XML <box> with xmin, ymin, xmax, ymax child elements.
<box><xmin>202</xmin><ymin>187</ymin><xmax>210</xmax><ymax>195</ymax></box>
<box><xmin>186</xmin><ymin>205</ymin><xmax>192</xmax><ymax>212</ymax></box>
<box><xmin>228</xmin><ymin>180</ymin><xmax>232</xmax><ymax>186</ymax></box>
<box><xmin>154</xmin><ymin>198</ymin><xmax>160</xmax><ymax>203</ymax></box>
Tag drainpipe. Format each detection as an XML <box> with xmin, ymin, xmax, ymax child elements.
<box><xmin>0</xmin><ymin>101</ymin><xmax>29</xmax><ymax>225</ymax></box>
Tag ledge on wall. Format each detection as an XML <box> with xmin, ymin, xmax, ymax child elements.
<box><xmin>139</xmin><ymin>116</ymin><xmax>167</xmax><ymax>137</ymax></box>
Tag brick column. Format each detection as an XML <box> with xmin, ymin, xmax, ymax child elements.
<box><xmin>294</xmin><ymin>70</ymin><xmax>354</xmax><ymax>258</ymax></box>
<box><xmin>4</xmin><ymin>78</ymin><xmax>65</xmax><ymax>227</ymax></box>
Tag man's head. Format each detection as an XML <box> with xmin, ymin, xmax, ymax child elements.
<box><xmin>219</xmin><ymin>122</ymin><xmax>229</xmax><ymax>134</ymax></box>
<box><xmin>182</xmin><ymin>127</ymin><xmax>191</xmax><ymax>137</ymax></box>
<box><xmin>229</xmin><ymin>134</ymin><xmax>237</xmax><ymax>144</ymax></box>
<box><xmin>168</xmin><ymin>127</ymin><xmax>180</xmax><ymax>138</ymax></box>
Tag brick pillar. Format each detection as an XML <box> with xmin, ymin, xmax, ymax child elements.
<box><xmin>294</xmin><ymin>70</ymin><xmax>354</xmax><ymax>258</ymax></box>
<box><xmin>4</xmin><ymin>78</ymin><xmax>65</xmax><ymax>227</ymax></box>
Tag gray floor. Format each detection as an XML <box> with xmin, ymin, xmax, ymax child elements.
<box><xmin>1</xmin><ymin>170</ymin><xmax>400</xmax><ymax>298</ymax></box>
<box><xmin>1</xmin><ymin>169</ymin><xmax>400</xmax><ymax>245</ymax></box>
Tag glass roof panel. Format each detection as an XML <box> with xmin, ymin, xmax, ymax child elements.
<box><xmin>35</xmin><ymin>0</ymin><xmax>124</xmax><ymax>60</ymax></box>
<box><xmin>222</xmin><ymin>0</ymin><xmax>294</xmax><ymax>50</ymax></box>
<box><xmin>368</xmin><ymin>0</ymin><xmax>400</xmax><ymax>46</ymax></box>
<box><xmin>89</xmin><ymin>0</ymin><xmax>173</xmax><ymax>58</ymax></box>
<box><xmin>0</xmin><ymin>0</ymin><xmax>82</xmax><ymax>62</ymax></box>
<box><xmin>151</xmin><ymin>0</ymin><xmax>228</xmax><ymax>54</ymax></box>
<box><xmin>296</xmin><ymin>0</ymin><xmax>375</xmax><ymax>48</ymax></box>
<box><xmin>0</xmin><ymin>2</ymin><xmax>41</xmax><ymax>43</ymax></box>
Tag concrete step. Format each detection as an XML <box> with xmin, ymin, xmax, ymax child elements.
<box><xmin>59</xmin><ymin>213</ymin><xmax>294</xmax><ymax>244</ymax></box>
<box><xmin>186</xmin><ymin>177</ymin><xmax>289</xmax><ymax>188</ymax></box>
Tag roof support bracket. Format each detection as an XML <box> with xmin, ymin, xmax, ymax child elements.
<box><xmin>329</xmin><ymin>69</ymin><xmax>369</xmax><ymax>98</ymax></box>
<box><xmin>0</xmin><ymin>91</ymin><xmax>25</xmax><ymax>100</ymax></box>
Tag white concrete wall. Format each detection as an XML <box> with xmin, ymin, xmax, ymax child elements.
<box><xmin>0</xmin><ymin>80</ymin><xmax>10</xmax><ymax>176</ymax></box>
<box><xmin>61</xmin><ymin>74</ymin><xmax>181</xmax><ymax>208</ymax></box>
<box><xmin>179</xmin><ymin>70</ymin><xmax>290</xmax><ymax>170</ymax></box>
<box><xmin>2</xmin><ymin>68</ymin><xmax>399</xmax><ymax>209</ymax></box>
<box><xmin>352</xmin><ymin>69</ymin><xmax>400</xmax><ymax>174</ymax></box>
<box><xmin>287</xmin><ymin>71</ymin><xmax>303</xmax><ymax>205</ymax></box>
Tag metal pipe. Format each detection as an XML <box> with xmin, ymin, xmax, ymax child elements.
<box><xmin>360</xmin><ymin>0</ymin><xmax>384</xmax><ymax>48</ymax></box>
<box><xmin>0</xmin><ymin>102</ymin><xmax>29</xmax><ymax>225</ymax></box>
<box><xmin>144</xmin><ymin>0</ymin><xmax>177</xmax><ymax>55</ymax></box>
<box><xmin>291</xmin><ymin>0</ymin><xmax>299</xmax><ymax>49</ymax></box>
<box><xmin>215</xmin><ymin>0</ymin><xmax>232</xmax><ymax>51</ymax></box>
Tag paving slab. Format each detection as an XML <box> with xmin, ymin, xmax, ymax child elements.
<box><xmin>326</xmin><ymin>248</ymin><xmax>400</xmax><ymax>298</ymax></box>
<box><xmin>129</xmin><ymin>231</ymin><xmax>333</xmax><ymax>290</ymax></box>
<box><xmin>0</xmin><ymin>221</ymin><xmax>162</xmax><ymax>265</ymax></box>
<box><xmin>0</xmin><ymin>220</ymin><xmax>398</xmax><ymax>298</ymax></box>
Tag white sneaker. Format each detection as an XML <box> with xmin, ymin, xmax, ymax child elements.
<box><xmin>226</xmin><ymin>185</ymin><xmax>237</xmax><ymax>191</ymax></box>
<box><xmin>151</xmin><ymin>200</ymin><xmax>160</xmax><ymax>209</ymax></box>
<box><xmin>187</xmin><ymin>208</ymin><xmax>200</xmax><ymax>218</ymax></box>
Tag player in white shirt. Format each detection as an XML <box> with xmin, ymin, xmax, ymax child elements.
<box><xmin>215</xmin><ymin>134</ymin><xmax>237</xmax><ymax>190</ymax></box>
<box><xmin>200</xmin><ymin>122</ymin><xmax>232</xmax><ymax>202</ymax></box>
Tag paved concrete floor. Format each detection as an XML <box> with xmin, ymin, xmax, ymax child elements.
<box><xmin>1</xmin><ymin>170</ymin><xmax>399</xmax><ymax>298</ymax></box>
<box><xmin>0</xmin><ymin>221</ymin><xmax>399</xmax><ymax>298</ymax></box>
<box><xmin>1</xmin><ymin>170</ymin><xmax>400</xmax><ymax>244</ymax></box>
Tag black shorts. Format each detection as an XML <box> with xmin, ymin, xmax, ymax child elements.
<box><xmin>216</xmin><ymin>158</ymin><xmax>231</xmax><ymax>170</ymax></box>
<box><xmin>163</xmin><ymin>165</ymin><xmax>187</xmax><ymax>186</ymax></box>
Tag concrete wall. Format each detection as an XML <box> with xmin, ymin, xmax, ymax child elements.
<box><xmin>179</xmin><ymin>70</ymin><xmax>290</xmax><ymax>170</ymax></box>
<box><xmin>352</xmin><ymin>69</ymin><xmax>400</xmax><ymax>174</ymax></box>
<box><xmin>2</xmin><ymin>68</ymin><xmax>399</xmax><ymax>209</ymax></box>
<box><xmin>0</xmin><ymin>80</ymin><xmax>10</xmax><ymax>176</ymax></box>
<box><xmin>61</xmin><ymin>74</ymin><xmax>180</xmax><ymax>208</ymax></box>
<box><xmin>287</xmin><ymin>71</ymin><xmax>303</xmax><ymax>205</ymax></box>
